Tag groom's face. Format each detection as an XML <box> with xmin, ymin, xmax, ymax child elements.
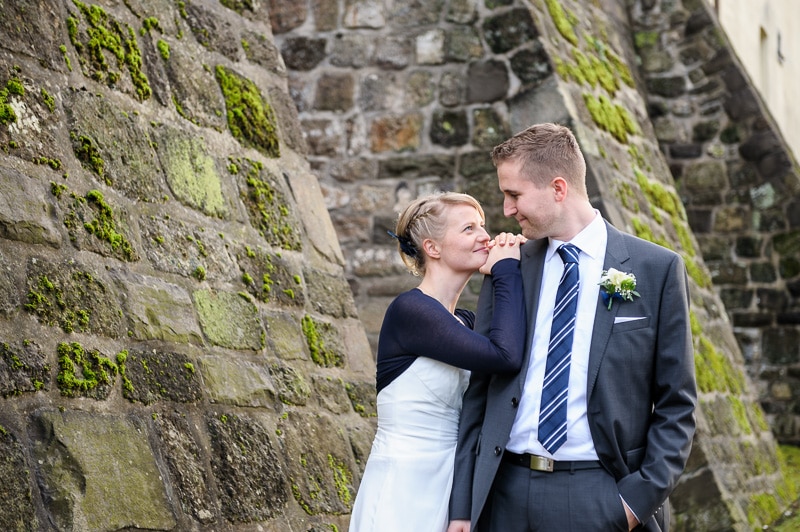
<box><xmin>497</xmin><ymin>159</ymin><xmax>557</xmax><ymax>240</ymax></box>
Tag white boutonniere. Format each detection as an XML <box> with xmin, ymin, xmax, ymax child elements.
<box><xmin>598</xmin><ymin>268</ymin><xmax>640</xmax><ymax>310</ymax></box>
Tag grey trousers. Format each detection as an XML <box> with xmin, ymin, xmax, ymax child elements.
<box><xmin>479</xmin><ymin>459</ymin><xmax>630</xmax><ymax>531</ymax></box>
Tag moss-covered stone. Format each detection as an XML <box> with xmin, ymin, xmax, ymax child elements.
<box><xmin>345</xmin><ymin>381</ymin><xmax>378</xmax><ymax>418</ymax></box>
<box><xmin>302</xmin><ymin>314</ymin><xmax>344</xmax><ymax>368</ymax></box>
<box><xmin>61</xmin><ymin>188</ymin><xmax>138</xmax><ymax>261</ymax></box>
<box><xmin>24</xmin><ymin>258</ymin><xmax>123</xmax><ymax>336</ymax></box>
<box><xmin>280</xmin><ymin>412</ymin><xmax>356</xmax><ymax>516</ymax></box>
<box><xmin>31</xmin><ymin>410</ymin><xmax>175</xmax><ymax>530</ymax></box>
<box><xmin>233</xmin><ymin>157</ymin><xmax>302</xmax><ymax>251</ymax></box>
<box><xmin>0</xmin><ymin>427</ymin><xmax>39</xmax><ymax>530</ymax></box>
<box><xmin>0</xmin><ymin>339</ymin><xmax>50</xmax><ymax>397</ymax></box>
<box><xmin>152</xmin><ymin>413</ymin><xmax>217</xmax><ymax>524</ymax></box>
<box><xmin>56</xmin><ymin>341</ymin><xmax>118</xmax><ymax>399</ymax></box>
<box><xmin>66</xmin><ymin>1</ymin><xmax>152</xmax><ymax>101</ymax></box>
<box><xmin>270</xmin><ymin>362</ymin><xmax>312</xmax><ymax>406</ymax></box>
<box><xmin>207</xmin><ymin>412</ymin><xmax>288</xmax><ymax>522</ymax></box>
<box><xmin>215</xmin><ymin>65</ymin><xmax>281</xmax><ymax>158</ymax></box>
<box><xmin>583</xmin><ymin>93</ymin><xmax>638</xmax><ymax>143</ymax></box>
<box><xmin>193</xmin><ymin>289</ymin><xmax>264</xmax><ymax>350</ymax></box>
<box><xmin>155</xmin><ymin>127</ymin><xmax>228</xmax><ymax>218</ymax></box>
<box><xmin>121</xmin><ymin>349</ymin><xmax>202</xmax><ymax>405</ymax></box>
<box><xmin>303</xmin><ymin>268</ymin><xmax>358</xmax><ymax>319</ymax></box>
<box><xmin>236</xmin><ymin>244</ymin><xmax>304</xmax><ymax>306</ymax></box>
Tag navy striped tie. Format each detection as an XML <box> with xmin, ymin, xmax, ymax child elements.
<box><xmin>538</xmin><ymin>243</ymin><xmax>580</xmax><ymax>453</ymax></box>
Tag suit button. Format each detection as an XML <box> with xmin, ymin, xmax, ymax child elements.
<box><xmin>511</xmin><ymin>397</ymin><xmax>519</xmax><ymax>407</ymax></box>
<box><xmin>494</xmin><ymin>447</ymin><xmax>502</xmax><ymax>456</ymax></box>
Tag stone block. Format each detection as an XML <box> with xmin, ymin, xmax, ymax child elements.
<box><xmin>314</xmin><ymin>73</ymin><xmax>355</xmax><ymax>112</ymax></box>
<box><xmin>193</xmin><ymin>289</ymin><xmax>264</xmax><ymax>350</ymax></box>
<box><xmin>483</xmin><ymin>8</ymin><xmax>537</xmax><ymax>54</ymax></box>
<box><xmin>0</xmin><ymin>166</ymin><xmax>61</xmax><ymax>248</ymax></box>
<box><xmin>446</xmin><ymin>26</ymin><xmax>484</xmax><ymax>62</ymax></box>
<box><xmin>416</xmin><ymin>29</ymin><xmax>446</xmax><ymax>65</ymax></box>
<box><xmin>116</xmin><ymin>271</ymin><xmax>204</xmax><ymax>345</ymax></box>
<box><xmin>762</xmin><ymin>327</ymin><xmax>800</xmax><ymax>364</ymax></box>
<box><xmin>31</xmin><ymin>411</ymin><xmax>176</xmax><ymax>531</ymax></box>
<box><xmin>510</xmin><ymin>42</ymin><xmax>553</xmax><ymax>88</ymax></box>
<box><xmin>430</xmin><ymin>108</ymin><xmax>469</xmax><ymax>147</ymax></box>
<box><xmin>281</xmin><ymin>36</ymin><xmax>327</xmax><ymax>70</ymax></box>
<box><xmin>369</xmin><ymin>113</ymin><xmax>422</xmax><ymax>153</ymax></box>
<box><xmin>467</xmin><ymin>60</ymin><xmax>509</xmax><ymax>103</ymax></box>
<box><xmin>344</xmin><ymin>0</ymin><xmax>386</xmax><ymax>28</ymax></box>
<box><xmin>268</xmin><ymin>0</ymin><xmax>308</xmax><ymax>33</ymax></box>
<box><xmin>330</xmin><ymin>34</ymin><xmax>373</xmax><ymax>68</ymax></box>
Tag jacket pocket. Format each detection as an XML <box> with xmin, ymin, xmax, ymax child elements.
<box><xmin>625</xmin><ymin>447</ymin><xmax>645</xmax><ymax>471</ymax></box>
<box><xmin>612</xmin><ymin>316</ymin><xmax>650</xmax><ymax>332</ymax></box>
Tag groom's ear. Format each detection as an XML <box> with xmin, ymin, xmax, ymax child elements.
<box><xmin>551</xmin><ymin>176</ymin><xmax>568</xmax><ymax>201</ymax></box>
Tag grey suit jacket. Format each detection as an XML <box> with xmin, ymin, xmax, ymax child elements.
<box><xmin>450</xmin><ymin>222</ymin><xmax>697</xmax><ymax>531</ymax></box>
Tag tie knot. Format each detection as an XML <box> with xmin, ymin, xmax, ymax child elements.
<box><xmin>558</xmin><ymin>244</ymin><xmax>580</xmax><ymax>264</ymax></box>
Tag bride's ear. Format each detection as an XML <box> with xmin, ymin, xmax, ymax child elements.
<box><xmin>422</xmin><ymin>238</ymin><xmax>440</xmax><ymax>260</ymax></box>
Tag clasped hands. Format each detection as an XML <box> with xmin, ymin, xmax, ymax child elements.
<box><xmin>479</xmin><ymin>232</ymin><xmax>527</xmax><ymax>275</ymax></box>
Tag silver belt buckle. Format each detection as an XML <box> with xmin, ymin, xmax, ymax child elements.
<box><xmin>529</xmin><ymin>454</ymin><xmax>554</xmax><ymax>472</ymax></box>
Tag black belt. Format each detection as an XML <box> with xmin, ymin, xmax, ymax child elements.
<box><xmin>502</xmin><ymin>451</ymin><xmax>602</xmax><ymax>473</ymax></box>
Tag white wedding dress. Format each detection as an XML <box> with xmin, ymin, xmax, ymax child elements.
<box><xmin>349</xmin><ymin>356</ymin><xmax>470</xmax><ymax>532</ymax></box>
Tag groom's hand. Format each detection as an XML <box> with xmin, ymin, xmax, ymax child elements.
<box><xmin>447</xmin><ymin>520</ymin><xmax>471</xmax><ymax>532</ymax></box>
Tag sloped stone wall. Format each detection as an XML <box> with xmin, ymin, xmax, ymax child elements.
<box><xmin>628</xmin><ymin>0</ymin><xmax>800</xmax><ymax>446</ymax></box>
<box><xmin>0</xmin><ymin>0</ymin><xmax>376</xmax><ymax>530</ymax></box>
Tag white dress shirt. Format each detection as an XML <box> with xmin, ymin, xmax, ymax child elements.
<box><xmin>506</xmin><ymin>211</ymin><xmax>607</xmax><ymax>461</ymax></box>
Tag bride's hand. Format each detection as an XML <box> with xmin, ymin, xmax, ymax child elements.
<box><xmin>479</xmin><ymin>233</ymin><xmax>526</xmax><ymax>275</ymax></box>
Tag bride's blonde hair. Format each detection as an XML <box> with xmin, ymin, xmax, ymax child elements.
<box><xmin>391</xmin><ymin>192</ymin><xmax>485</xmax><ymax>276</ymax></box>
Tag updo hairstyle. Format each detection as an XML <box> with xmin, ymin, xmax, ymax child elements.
<box><xmin>392</xmin><ymin>192</ymin><xmax>484</xmax><ymax>276</ymax></box>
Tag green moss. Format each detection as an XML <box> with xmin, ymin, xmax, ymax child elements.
<box><xmin>747</xmin><ymin>492</ymin><xmax>782</xmax><ymax>528</ymax></box>
<box><xmin>302</xmin><ymin>315</ymin><xmax>342</xmax><ymax>367</ymax></box>
<box><xmin>242</xmin><ymin>272</ymin><xmax>254</xmax><ymax>285</ymax></box>
<box><xmin>60</xmin><ymin>44</ymin><xmax>73</xmax><ymax>71</ymax></box>
<box><xmin>72</xmin><ymin>133</ymin><xmax>106</xmax><ymax>182</ymax></box>
<box><xmin>68</xmin><ymin>1</ymin><xmax>152</xmax><ymax>100</ymax></box>
<box><xmin>234</xmin><ymin>157</ymin><xmax>302</xmax><ymax>251</ymax></box>
<box><xmin>40</xmin><ymin>88</ymin><xmax>56</xmax><ymax>112</ymax></box>
<box><xmin>141</xmin><ymin>17</ymin><xmax>161</xmax><ymax>34</ymax></box>
<box><xmin>0</xmin><ymin>77</ymin><xmax>24</xmax><ymax>125</ymax></box>
<box><xmin>215</xmin><ymin>65</ymin><xmax>280</xmax><ymax>158</ymax></box>
<box><xmin>683</xmin><ymin>254</ymin><xmax>712</xmax><ymax>288</ymax></box>
<box><xmin>51</xmin><ymin>181</ymin><xmax>68</xmax><ymax>198</ymax></box>
<box><xmin>192</xmin><ymin>265</ymin><xmax>206</xmax><ymax>281</ymax></box>
<box><xmin>694</xmin><ymin>335</ymin><xmax>744</xmax><ymax>394</ymax></box>
<box><xmin>156</xmin><ymin>39</ymin><xmax>170</xmax><ymax>60</ymax></box>
<box><xmin>583</xmin><ymin>93</ymin><xmax>637</xmax><ymax>143</ymax></box>
<box><xmin>327</xmin><ymin>454</ymin><xmax>352</xmax><ymax>505</ymax></box>
<box><xmin>116</xmin><ymin>350</ymin><xmax>134</xmax><ymax>393</ymax></box>
<box><xmin>25</xmin><ymin>274</ymin><xmax>95</xmax><ymax>333</ymax></box>
<box><xmin>634</xmin><ymin>31</ymin><xmax>658</xmax><ymax>49</ymax></box>
<box><xmin>689</xmin><ymin>310</ymin><xmax>702</xmax><ymax>338</ymax></box>
<box><xmin>630</xmin><ymin>217</ymin><xmax>671</xmax><ymax>250</ymax></box>
<box><xmin>729</xmin><ymin>396</ymin><xmax>752</xmax><ymax>435</ymax></box>
<box><xmin>220</xmin><ymin>0</ymin><xmax>256</xmax><ymax>14</ymax></box>
<box><xmin>56</xmin><ymin>341</ymin><xmax>118</xmax><ymax>397</ymax></box>
<box><xmin>80</xmin><ymin>189</ymin><xmax>137</xmax><ymax>261</ymax></box>
<box><xmin>545</xmin><ymin>0</ymin><xmax>578</xmax><ymax>46</ymax></box>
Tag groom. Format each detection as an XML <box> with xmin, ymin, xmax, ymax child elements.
<box><xmin>448</xmin><ymin>123</ymin><xmax>696</xmax><ymax>531</ymax></box>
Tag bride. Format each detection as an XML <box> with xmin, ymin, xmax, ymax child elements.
<box><xmin>349</xmin><ymin>192</ymin><xmax>527</xmax><ymax>532</ymax></box>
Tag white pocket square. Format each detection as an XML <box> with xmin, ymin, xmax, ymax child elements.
<box><xmin>614</xmin><ymin>316</ymin><xmax>647</xmax><ymax>324</ymax></box>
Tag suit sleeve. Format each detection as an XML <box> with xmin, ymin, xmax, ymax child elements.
<box><xmin>616</xmin><ymin>253</ymin><xmax>697</xmax><ymax>522</ymax></box>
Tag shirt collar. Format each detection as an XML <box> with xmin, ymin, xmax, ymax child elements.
<box><xmin>546</xmin><ymin>210</ymin><xmax>606</xmax><ymax>262</ymax></box>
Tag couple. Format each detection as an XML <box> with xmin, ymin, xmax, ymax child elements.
<box><xmin>350</xmin><ymin>123</ymin><xmax>697</xmax><ymax>532</ymax></box>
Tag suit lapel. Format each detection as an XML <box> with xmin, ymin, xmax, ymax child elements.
<box><xmin>587</xmin><ymin>222</ymin><xmax>630</xmax><ymax>398</ymax></box>
<box><xmin>517</xmin><ymin>239</ymin><xmax>547</xmax><ymax>391</ymax></box>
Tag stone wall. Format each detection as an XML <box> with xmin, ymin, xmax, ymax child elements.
<box><xmin>276</xmin><ymin>0</ymin><xmax>796</xmax><ymax>529</ymax></box>
<box><xmin>628</xmin><ymin>0</ymin><xmax>800</xmax><ymax>445</ymax></box>
<box><xmin>0</xmin><ymin>0</ymin><xmax>376</xmax><ymax>530</ymax></box>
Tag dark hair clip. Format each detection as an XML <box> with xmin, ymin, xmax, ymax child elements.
<box><xmin>387</xmin><ymin>230</ymin><xmax>418</xmax><ymax>258</ymax></box>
